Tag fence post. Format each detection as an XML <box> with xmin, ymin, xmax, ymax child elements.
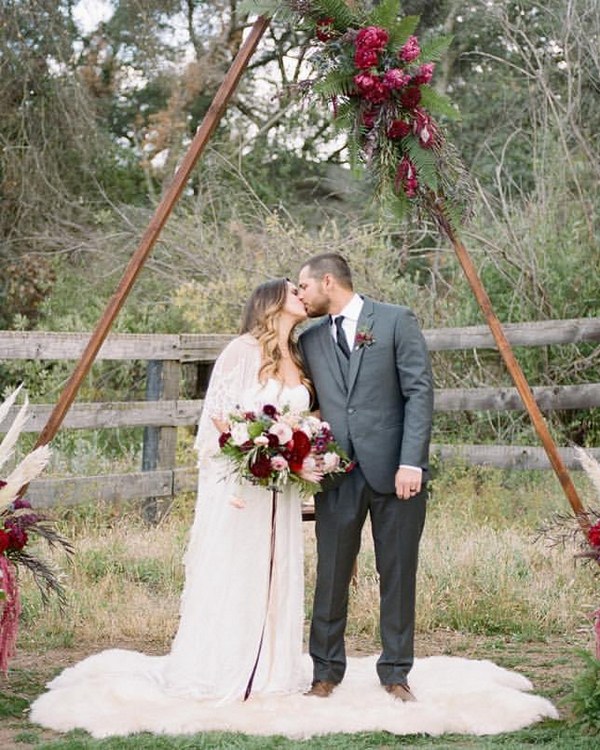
<box><xmin>141</xmin><ymin>359</ymin><xmax>181</xmax><ymax>522</ymax></box>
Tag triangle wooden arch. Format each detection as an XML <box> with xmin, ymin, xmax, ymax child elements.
<box><xmin>30</xmin><ymin>15</ymin><xmax>586</xmax><ymax>525</ymax></box>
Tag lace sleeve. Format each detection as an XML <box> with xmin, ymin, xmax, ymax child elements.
<box><xmin>193</xmin><ymin>335</ymin><xmax>260</xmax><ymax>466</ymax></box>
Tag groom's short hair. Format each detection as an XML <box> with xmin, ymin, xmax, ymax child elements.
<box><xmin>304</xmin><ymin>253</ymin><xmax>353</xmax><ymax>290</ymax></box>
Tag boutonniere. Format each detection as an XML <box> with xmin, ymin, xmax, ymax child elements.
<box><xmin>355</xmin><ymin>327</ymin><xmax>376</xmax><ymax>349</ymax></box>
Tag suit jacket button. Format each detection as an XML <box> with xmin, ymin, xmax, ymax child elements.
<box><xmin>347</xmin><ymin>408</ymin><xmax>355</xmax><ymax>414</ymax></box>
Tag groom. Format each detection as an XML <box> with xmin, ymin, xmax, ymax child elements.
<box><xmin>297</xmin><ymin>253</ymin><xmax>433</xmax><ymax>702</ymax></box>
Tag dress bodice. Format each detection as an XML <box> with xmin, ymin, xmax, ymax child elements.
<box><xmin>240</xmin><ymin>378</ymin><xmax>310</xmax><ymax>414</ymax></box>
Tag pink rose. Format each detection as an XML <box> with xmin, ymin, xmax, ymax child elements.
<box><xmin>398</xmin><ymin>35</ymin><xmax>420</xmax><ymax>62</ymax></box>
<box><xmin>412</xmin><ymin>62</ymin><xmax>435</xmax><ymax>85</ymax></box>
<box><xmin>354</xmin><ymin>73</ymin><xmax>390</xmax><ymax>103</ymax></box>
<box><xmin>253</xmin><ymin>435</ymin><xmax>270</xmax><ymax>446</ymax></box>
<box><xmin>271</xmin><ymin>455</ymin><xmax>289</xmax><ymax>471</ymax></box>
<box><xmin>383</xmin><ymin>68</ymin><xmax>411</xmax><ymax>90</ymax></box>
<box><xmin>354</xmin><ymin>47</ymin><xmax>379</xmax><ymax>69</ymax></box>
<box><xmin>355</xmin><ymin>26</ymin><xmax>389</xmax><ymax>52</ymax></box>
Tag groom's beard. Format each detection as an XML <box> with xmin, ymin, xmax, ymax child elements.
<box><xmin>304</xmin><ymin>300</ymin><xmax>330</xmax><ymax>318</ymax></box>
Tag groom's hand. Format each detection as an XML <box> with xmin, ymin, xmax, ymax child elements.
<box><xmin>395</xmin><ymin>466</ymin><xmax>422</xmax><ymax>500</ymax></box>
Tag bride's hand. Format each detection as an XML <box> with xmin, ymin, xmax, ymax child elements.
<box><xmin>212</xmin><ymin>417</ymin><xmax>229</xmax><ymax>433</ymax></box>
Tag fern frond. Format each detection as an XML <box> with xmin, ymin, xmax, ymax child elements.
<box><xmin>313</xmin><ymin>69</ymin><xmax>355</xmax><ymax>98</ymax></box>
<box><xmin>419</xmin><ymin>35</ymin><xmax>453</xmax><ymax>63</ymax></box>
<box><xmin>403</xmin><ymin>137</ymin><xmax>438</xmax><ymax>191</ymax></box>
<box><xmin>366</xmin><ymin>0</ymin><xmax>402</xmax><ymax>29</ymax></box>
<box><xmin>387</xmin><ymin>15</ymin><xmax>420</xmax><ymax>48</ymax></box>
<box><xmin>312</xmin><ymin>0</ymin><xmax>361</xmax><ymax>28</ymax></box>
<box><xmin>331</xmin><ymin>100</ymin><xmax>357</xmax><ymax>131</ymax></box>
<box><xmin>420</xmin><ymin>85</ymin><xmax>461</xmax><ymax>121</ymax></box>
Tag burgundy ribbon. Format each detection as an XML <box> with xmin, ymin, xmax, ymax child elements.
<box><xmin>244</xmin><ymin>488</ymin><xmax>278</xmax><ymax>701</ymax></box>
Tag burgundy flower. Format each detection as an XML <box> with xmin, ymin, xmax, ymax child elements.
<box><xmin>12</xmin><ymin>497</ymin><xmax>32</xmax><ymax>510</ymax></box>
<box><xmin>315</xmin><ymin>17</ymin><xmax>336</xmax><ymax>43</ymax></box>
<box><xmin>413</xmin><ymin>108</ymin><xmax>437</xmax><ymax>148</ymax></box>
<box><xmin>588</xmin><ymin>522</ymin><xmax>600</xmax><ymax>548</ymax></box>
<box><xmin>354</xmin><ymin>73</ymin><xmax>390</xmax><ymax>104</ymax></box>
<box><xmin>412</xmin><ymin>62</ymin><xmax>435</xmax><ymax>85</ymax></box>
<box><xmin>0</xmin><ymin>529</ymin><xmax>9</xmax><ymax>555</ymax></box>
<box><xmin>387</xmin><ymin>119</ymin><xmax>411</xmax><ymax>139</ymax></box>
<box><xmin>383</xmin><ymin>68</ymin><xmax>411</xmax><ymax>90</ymax></box>
<box><xmin>361</xmin><ymin>106</ymin><xmax>380</xmax><ymax>129</ymax></box>
<box><xmin>398</xmin><ymin>35</ymin><xmax>420</xmax><ymax>62</ymax></box>
<box><xmin>249</xmin><ymin>453</ymin><xmax>273</xmax><ymax>479</ymax></box>
<box><xmin>218</xmin><ymin>431</ymin><xmax>231</xmax><ymax>448</ymax></box>
<box><xmin>262</xmin><ymin>404</ymin><xmax>277</xmax><ymax>418</ymax></box>
<box><xmin>243</xmin><ymin>411</ymin><xmax>256</xmax><ymax>421</ymax></box>
<box><xmin>354</xmin><ymin>46</ymin><xmax>379</xmax><ymax>70</ymax></box>
<box><xmin>355</xmin><ymin>26</ymin><xmax>389</xmax><ymax>52</ymax></box>
<box><xmin>290</xmin><ymin>430</ymin><xmax>311</xmax><ymax>460</ymax></box>
<box><xmin>287</xmin><ymin>430</ymin><xmax>312</xmax><ymax>473</ymax></box>
<box><xmin>400</xmin><ymin>85</ymin><xmax>421</xmax><ymax>110</ymax></box>
<box><xmin>7</xmin><ymin>526</ymin><xmax>28</xmax><ymax>550</ymax></box>
<box><xmin>395</xmin><ymin>156</ymin><xmax>419</xmax><ymax>198</ymax></box>
<box><xmin>267</xmin><ymin>433</ymin><xmax>280</xmax><ymax>448</ymax></box>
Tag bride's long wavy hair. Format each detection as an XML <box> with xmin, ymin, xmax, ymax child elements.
<box><xmin>240</xmin><ymin>278</ymin><xmax>312</xmax><ymax>394</ymax></box>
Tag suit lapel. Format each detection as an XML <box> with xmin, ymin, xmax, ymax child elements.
<box><xmin>347</xmin><ymin>297</ymin><xmax>375</xmax><ymax>397</ymax></box>
<box><xmin>317</xmin><ymin>319</ymin><xmax>347</xmax><ymax>393</ymax></box>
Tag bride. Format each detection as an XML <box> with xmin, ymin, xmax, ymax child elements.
<box><xmin>31</xmin><ymin>279</ymin><xmax>313</xmax><ymax>724</ymax></box>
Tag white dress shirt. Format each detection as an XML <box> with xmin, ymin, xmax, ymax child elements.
<box><xmin>330</xmin><ymin>293</ymin><xmax>363</xmax><ymax>352</ymax></box>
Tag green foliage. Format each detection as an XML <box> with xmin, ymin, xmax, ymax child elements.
<box><xmin>569</xmin><ymin>650</ymin><xmax>600</xmax><ymax>733</ymax></box>
<box><xmin>403</xmin><ymin>135</ymin><xmax>438</xmax><ymax>191</ymax></box>
<box><xmin>385</xmin><ymin>15</ymin><xmax>420</xmax><ymax>48</ymax></box>
<box><xmin>313</xmin><ymin>0</ymin><xmax>361</xmax><ymax>29</ymax></box>
<box><xmin>365</xmin><ymin>0</ymin><xmax>404</xmax><ymax>30</ymax></box>
<box><xmin>419</xmin><ymin>85</ymin><xmax>461</xmax><ymax>121</ymax></box>
<box><xmin>418</xmin><ymin>34</ymin><xmax>454</xmax><ymax>63</ymax></box>
<box><xmin>313</xmin><ymin>69</ymin><xmax>355</xmax><ymax>99</ymax></box>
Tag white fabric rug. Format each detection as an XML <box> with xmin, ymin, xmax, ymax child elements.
<box><xmin>30</xmin><ymin>652</ymin><xmax>558</xmax><ymax>739</ymax></box>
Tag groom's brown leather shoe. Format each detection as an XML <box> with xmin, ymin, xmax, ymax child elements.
<box><xmin>384</xmin><ymin>683</ymin><xmax>417</xmax><ymax>702</ymax></box>
<box><xmin>305</xmin><ymin>680</ymin><xmax>337</xmax><ymax>698</ymax></box>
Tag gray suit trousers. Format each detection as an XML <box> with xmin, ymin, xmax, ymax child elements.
<box><xmin>309</xmin><ymin>466</ymin><xmax>427</xmax><ymax>686</ymax></box>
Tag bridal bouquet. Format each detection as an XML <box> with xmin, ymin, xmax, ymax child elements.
<box><xmin>0</xmin><ymin>385</ymin><xmax>73</xmax><ymax>673</ymax></box>
<box><xmin>218</xmin><ymin>404</ymin><xmax>353</xmax><ymax>496</ymax></box>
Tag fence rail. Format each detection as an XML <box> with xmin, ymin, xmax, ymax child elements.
<box><xmin>2</xmin><ymin>318</ymin><xmax>599</xmax><ymax>510</ymax></box>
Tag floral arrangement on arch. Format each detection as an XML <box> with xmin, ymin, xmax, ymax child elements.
<box><xmin>537</xmin><ymin>447</ymin><xmax>600</xmax><ymax>659</ymax></box>
<box><xmin>0</xmin><ymin>385</ymin><xmax>73</xmax><ymax>673</ymax></box>
<box><xmin>218</xmin><ymin>404</ymin><xmax>354</xmax><ymax>496</ymax></box>
<box><xmin>248</xmin><ymin>0</ymin><xmax>472</xmax><ymax>226</ymax></box>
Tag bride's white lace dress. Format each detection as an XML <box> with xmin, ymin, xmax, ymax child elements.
<box><xmin>30</xmin><ymin>335</ymin><xmax>558</xmax><ymax>739</ymax></box>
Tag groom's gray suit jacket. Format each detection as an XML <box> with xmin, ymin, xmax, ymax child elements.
<box><xmin>299</xmin><ymin>297</ymin><xmax>433</xmax><ymax>495</ymax></box>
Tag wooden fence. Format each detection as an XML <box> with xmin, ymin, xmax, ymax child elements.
<box><xmin>1</xmin><ymin>318</ymin><xmax>599</xmax><ymax>511</ymax></box>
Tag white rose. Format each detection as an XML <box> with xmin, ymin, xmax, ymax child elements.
<box><xmin>268</xmin><ymin>422</ymin><xmax>293</xmax><ymax>444</ymax></box>
<box><xmin>322</xmin><ymin>452</ymin><xmax>340</xmax><ymax>471</ymax></box>
<box><xmin>230</xmin><ymin>423</ymin><xmax>250</xmax><ymax>446</ymax></box>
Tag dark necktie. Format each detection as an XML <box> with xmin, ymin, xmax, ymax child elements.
<box><xmin>334</xmin><ymin>315</ymin><xmax>351</xmax><ymax>359</ymax></box>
